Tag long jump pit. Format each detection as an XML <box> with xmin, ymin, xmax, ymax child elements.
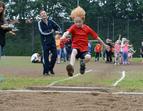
<box><xmin>0</xmin><ymin>86</ymin><xmax>143</xmax><ymax>111</ymax></box>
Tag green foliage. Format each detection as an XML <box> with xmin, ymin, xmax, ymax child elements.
<box><xmin>2</xmin><ymin>0</ymin><xmax>143</xmax><ymax>56</ymax></box>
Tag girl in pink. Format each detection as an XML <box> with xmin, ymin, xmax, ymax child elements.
<box><xmin>122</xmin><ymin>40</ymin><xmax>129</xmax><ymax>64</ymax></box>
<box><xmin>114</xmin><ymin>40</ymin><xmax>121</xmax><ymax>65</ymax></box>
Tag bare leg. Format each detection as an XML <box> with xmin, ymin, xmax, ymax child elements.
<box><xmin>70</xmin><ymin>49</ymin><xmax>78</xmax><ymax>66</ymax></box>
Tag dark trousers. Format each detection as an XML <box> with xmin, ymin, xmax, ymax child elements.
<box><xmin>105</xmin><ymin>50</ymin><xmax>113</xmax><ymax>63</ymax></box>
<box><xmin>66</xmin><ymin>47</ymin><xmax>72</xmax><ymax>61</ymax></box>
<box><xmin>95</xmin><ymin>52</ymin><xmax>100</xmax><ymax>61</ymax></box>
<box><xmin>42</xmin><ymin>43</ymin><xmax>57</xmax><ymax>74</ymax></box>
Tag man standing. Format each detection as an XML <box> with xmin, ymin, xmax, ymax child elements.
<box><xmin>38</xmin><ymin>10</ymin><xmax>61</xmax><ymax>75</ymax></box>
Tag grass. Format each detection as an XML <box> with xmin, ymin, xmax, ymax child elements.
<box><xmin>117</xmin><ymin>72</ymin><xmax>143</xmax><ymax>91</ymax></box>
<box><xmin>58</xmin><ymin>73</ymin><xmax>117</xmax><ymax>87</ymax></box>
<box><xmin>0</xmin><ymin>56</ymin><xmax>143</xmax><ymax>91</ymax></box>
<box><xmin>0</xmin><ymin>75</ymin><xmax>65</xmax><ymax>90</ymax></box>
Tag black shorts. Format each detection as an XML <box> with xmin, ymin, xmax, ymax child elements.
<box><xmin>75</xmin><ymin>49</ymin><xmax>88</xmax><ymax>59</ymax></box>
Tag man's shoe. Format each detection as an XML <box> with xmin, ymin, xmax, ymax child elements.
<box><xmin>43</xmin><ymin>73</ymin><xmax>50</xmax><ymax>76</ymax></box>
<box><xmin>50</xmin><ymin>70</ymin><xmax>55</xmax><ymax>75</ymax></box>
<box><xmin>80</xmin><ymin>60</ymin><xmax>86</xmax><ymax>74</ymax></box>
<box><xmin>66</xmin><ymin>64</ymin><xmax>74</xmax><ymax>77</ymax></box>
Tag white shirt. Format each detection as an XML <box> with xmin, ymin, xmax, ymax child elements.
<box><xmin>31</xmin><ymin>53</ymin><xmax>40</xmax><ymax>62</ymax></box>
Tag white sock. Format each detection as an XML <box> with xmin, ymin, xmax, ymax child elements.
<box><xmin>70</xmin><ymin>49</ymin><xmax>77</xmax><ymax>66</ymax></box>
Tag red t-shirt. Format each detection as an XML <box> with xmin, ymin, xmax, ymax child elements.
<box><xmin>67</xmin><ymin>24</ymin><xmax>99</xmax><ymax>52</ymax></box>
<box><xmin>60</xmin><ymin>38</ymin><xmax>66</xmax><ymax>48</ymax></box>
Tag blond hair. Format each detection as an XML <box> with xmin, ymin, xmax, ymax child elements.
<box><xmin>70</xmin><ymin>6</ymin><xmax>86</xmax><ymax>20</ymax></box>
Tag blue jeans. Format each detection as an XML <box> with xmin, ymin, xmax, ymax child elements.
<box><xmin>122</xmin><ymin>52</ymin><xmax>128</xmax><ymax>64</ymax></box>
<box><xmin>60</xmin><ymin>48</ymin><xmax>67</xmax><ymax>61</ymax></box>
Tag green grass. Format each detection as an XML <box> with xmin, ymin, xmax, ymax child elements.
<box><xmin>130</xmin><ymin>58</ymin><xmax>142</xmax><ymax>63</ymax></box>
<box><xmin>117</xmin><ymin>72</ymin><xmax>143</xmax><ymax>91</ymax></box>
<box><xmin>0</xmin><ymin>75</ymin><xmax>66</xmax><ymax>90</ymax></box>
<box><xmin>0</xmin><ymin>56</ymin><xmax>143</xmax><ymax>91</ymax></box>
<box><xmin>58</xmin><ymin>73</ymin><xmax>117</xmax><ymax>87</ymax></box>
<box><xmin>0</xmin><ymin>56</ymin><xmax>34</xmax><ymax>67</ymax></box>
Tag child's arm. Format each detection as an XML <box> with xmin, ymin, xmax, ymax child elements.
<box><xmin>97</xmin><ymin>37</ymin><xmax>107</xmax><ymax>48</ymax></box>
<box><xmin>61</xmin><ymin>24</ymin><xmax>75</xmax><ymax>40</ymax></box>
<box><xmin>88</xmin><ymin>27</ymin><xmax>109</xmax><ymax>48</ymax></box>
<box><xmin>61</xmin><ymin>31</ymin><xmax>70</xmax><ymax>40</ymax></box>
<box><xmin>88</xmin><ymin>26</ymin><xmax>109</xmax><ymax>49</ymax></box>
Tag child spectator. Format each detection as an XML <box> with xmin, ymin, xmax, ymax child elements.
<box><xmin>94</xmin><ymin>42</ymin><xmax>102</xmax><ymax>61</ymax></box>
<box><xmin>65</xmin><ymin>35</ymin><xmax>72</xmax><ymax>61</ymax></box>
<box><xmin>122</xmin><ymin>40</ymin><xmax>130</xmax><ymax>64</ymax></box>
<box><xmin>55</xmin><ymin>31</ymin><xmax>61</xmax><ymax>64</ymax></box>
<box><xmin>114</xmin><ymin>40</ymin><xmax>121</xmax><ymax>65</ymax></box>
<box><xmin>31</xmin><ymin>53</ymin><xmax>41</xmax><ymax>63</ymax></box>
<box><xmin>105</xmin><ymin>39</ymin><xmax>113</xmax><ymax>63</ymax></box>
<box><xmin>60</xmin><ymin>38</ymin><xmax>67</xmax><ymax>62</ymax></box>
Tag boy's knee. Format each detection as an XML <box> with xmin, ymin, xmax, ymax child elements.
<box><xmin>85</xmin><ymin>54</ymin><xmax>91</xmax><ymax>62</ymax></box>
<box><xmin>72</xmin><ymin>49</ymin><xmax>78</xmax><ymax>56</ymax></box>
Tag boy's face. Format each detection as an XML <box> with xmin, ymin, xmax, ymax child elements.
<box><xmin>74</xmin><ymin>17</ymin><xmax>83</xmax><ymax>28</ymax></box>
<box><xmin>40</xmin><ymin>11</ymin><xmax>48</xmax><ymax>19</ymax></box>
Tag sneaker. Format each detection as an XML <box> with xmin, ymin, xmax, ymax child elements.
<box><xmin>66</xmin><ymin>64</ymin><xmax>74</xmax><ymax>77</ymax></box>
<box><xmin>80</xmin><ymin>60</ymin><xmax>86</xmax><ymax>74</ymax></box>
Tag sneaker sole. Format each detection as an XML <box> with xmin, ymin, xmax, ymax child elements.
<box><xmin>66</xmin><ymin>64</ymin><xmax>74</xmax><ymax>77</ymax></box>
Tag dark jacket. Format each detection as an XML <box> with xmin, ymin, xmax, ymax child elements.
<box><xmin>0</xmin><ymin>19</ymin><xmax>11</xmax><ymax>47</ymax></box>
<box><xmin>38</xmin><ymin>18</ymin><xmax>61</xmax><ymax>45</ymax></box>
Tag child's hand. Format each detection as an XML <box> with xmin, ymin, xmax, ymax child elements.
<box><xmin>9</xmin><ymin>31</ymin><xmax>16</xmax><ymax>36</ymax></box>
<box><xmin>1</xmin><ymin>24</ymin><xmax>9</xmax><ymax>29</ymax></box>
<box><xmin>60</xmin><ymin>36</ymin><xmax>65</xmax><ymax>40</ymax></box>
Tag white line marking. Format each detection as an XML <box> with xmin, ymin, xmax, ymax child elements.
<box><xmin>113</xmin><ymin>71</ymin><xmax>126</xmax><ymax>87</ymax></box>
<box><xmin>112</xmin><ymin>92</ymin><xmax>143</xmax><ymax>95</ymax></box>
<box><xmin>48</xmin><ymin>69</ymin><xmax>93</xmax><ymax>87</ymax></box>
<box><xmin>1</xmin><ymin>90</ymin><xmax>143</xmax><ymax>95</ymax></box>
<box><xmin>0</xmin><ymin>90</ymin><xmax>104</xmax><ymax>94</ymax></box>
<box><xmin>48</xmin><ymin>86</ymin><xmax>110</xmax><ymax>90</ymax></box>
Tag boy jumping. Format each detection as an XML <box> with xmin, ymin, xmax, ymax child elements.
<box><xmin>61</xmin><ymin>6</ymin><xmax>108</xmax><ymax>76</ymax></box>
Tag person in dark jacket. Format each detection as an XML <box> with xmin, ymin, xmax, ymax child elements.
<box><xmin>0</xmin><ymin>1</ymin><xmax>15</xmax><ymax>59</ymax></box>
<box><xmin>38</xmin><ymin>10</ymin><xmax>61</xmax><ymax>75</ymax></box>
<box><xmin>105</xmin><ymin>38</ymin><xmax>114</xmax><ymax>63</ymax></box>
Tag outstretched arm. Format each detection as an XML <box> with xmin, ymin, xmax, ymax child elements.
<box><xmin>88</xmin><ymin>26</ymin><xmax>108</xmax><ymax>48</ymax></box>
<box><xmin>97</xmin><ymin>37</ymin><xmax>107</xmax><ymax>47</ymax></box>
<box><xmin>60</xmin><ymin>31</ymin><xmax>70</xmax><ymax>40</ymax></box>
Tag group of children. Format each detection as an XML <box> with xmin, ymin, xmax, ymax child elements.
<box><xmin>113</xmin><ymin>38</ymin><xmax>135</xmax><ymax>65</ymax></box>
<box><xmin>93</xmin><ymin>37</ymin><xmax>136</xmax><ymax>65</ymax></box>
